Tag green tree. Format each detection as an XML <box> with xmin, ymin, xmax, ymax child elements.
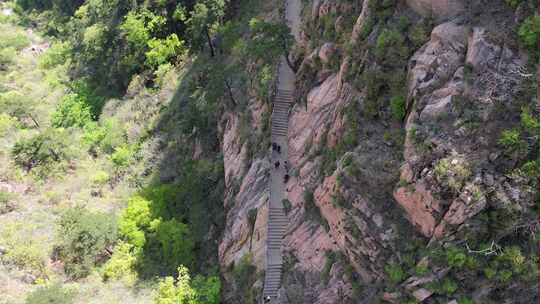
<box><xmin>246</xmin><ymin>18</ymin><xmax>293</xmax><ymax>67</ymax></box>
<box><xmin>155</xmin><ymin>219</ymin><xmax>194</xmax><ymax>269</ymax></box>
<box><xmin>55</xmin><ymin>207</ymin><xmax>117</xmax><ymax>278</ymax></box>
<box><xmin>185</xmin><ymin>0</ymin><xmax>227</xmax><ymax>56</ymax></box>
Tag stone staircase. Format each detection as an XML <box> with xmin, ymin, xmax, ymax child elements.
<box><xmin>271</xmin><ymin>90</ymin><xmax>293</xmax><ymax>138</ymax></box>
<box><xmin>262</xmin><ymin>87</ymin><xmax>293</xmax><ymax>302</ymax></box>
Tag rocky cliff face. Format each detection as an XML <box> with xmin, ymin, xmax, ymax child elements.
<box><xmin>395</xmin><ymin>22</ymin><xmax>529</xmax><ymax>240</ymax></box>
<box><xmin>218</xmin><ymin>0</ymin><xmax>540</xmax><ymax>303</ymax></box>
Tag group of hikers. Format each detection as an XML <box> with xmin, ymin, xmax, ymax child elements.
<box><xmin>272</xmin><ymin>142</ymin><xmax>290</xmax><ymax>184</ymax></box>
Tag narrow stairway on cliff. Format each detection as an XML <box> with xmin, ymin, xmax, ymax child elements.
<box><xmin>262</xmin><ymin>0</ymin><xmax>301</xmax><ymax>302</ymax></box>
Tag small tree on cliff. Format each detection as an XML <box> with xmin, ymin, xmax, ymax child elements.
<box><xmin>246</xmin><ymin>18</ymin><xmax>295</xmax><ymax>71</ymax></box>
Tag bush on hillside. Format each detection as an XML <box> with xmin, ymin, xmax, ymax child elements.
<box><xmin>102</xmin><ymin>241</ymin><xmax>139</xmax><ymax>284</ymax></box>
<box><xmin>55</xmin><ymin>207</ymin><xmax>117</xmax><ymax>278</ymax></box>
<box><xmin>39</xmin><ymin>41</ymin><xmax>70</xmax><ymax>69</ymax></box>
<box><xmin>110</xmin><ymin>145</ymin><xmax>132</xmax><ymax>168</ymax></box>
<box><xmin>155</xmin><ymin>265</ymin><xmax>220</xmax><ymax>304</ymax></box>
<box><xmin>51</xmin><ymin>93</ymin><xmax>93</xmax><ymax>128</ymax></box>
<box><xmin>519</xmin><ymin>15</ymin><xmax>540</xmax><ymax>50</ymax></box>
<box><xmin>0</xmin><ymin>113</ymin><xmax>18</xmax><ymax>135</ymax></box>
<box><xmin>155</xmin><ymin>219</ymin><xmax>194</xmax><ymax>269</ymax></box>
<box><xmin>0</xmin><ymin>90</ymin><xmax>34</xmax><ymax>121</ymax></box>
<box><xmin>0</xmin><ymin>27</ymin><xmax>30</xmax><ymax>50</ymax></box>
<box><xmin>390</xmin><ymin>95</ymin><xmax>406</xmax><ymax>120</ymax></box>
<box><xmin>145</xmin><ymin>34</ymin><xmax>185</xmax><ymax>69</ymax></box>
<box><xmin>0</xmin><ymin>47</ymin><xmax>16</xmax><ymax>69</ymax></box>
<box><xmin>25</xmin><ymin>283</ymin><xmax>74</xmax><ymax>304</ymax></box>
<box><xmin>83</xmin><ymin>118</ymin><xmax>127</xmax><ymax>154</ymax></box>
<box><xmin>0</xmin><ymin>190</ymin><xmax>17</xmax><ymax>214</ymax></box>
<box><xmin>11</xmin><ymin>128</ymin><xmax>71</xmax><ymax>172</ymax></box>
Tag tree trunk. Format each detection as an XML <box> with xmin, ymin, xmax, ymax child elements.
<box><xmin>224</xmin><ymin>79</ymin><xmax>237</xmax><ymax>107</ymax></box>
<box><xmin>205</xmin><ymin>28</ymin><xmax>215</xmax><ymax>57</ymax></box>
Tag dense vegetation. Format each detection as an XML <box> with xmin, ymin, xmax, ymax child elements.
<box><xmin>0</xmin><ymin>0</ymin><xmax>291</xmax><ymax>302</ymax></box>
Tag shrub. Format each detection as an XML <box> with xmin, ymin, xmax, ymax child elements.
<box><xmin>375</xmin><ymin>29</ymin><xmax>408</xmax><ymax>64</ymax></box>
<box><xmin>145</xmin><ymin>34</ymin><xmax>185</xmax><ymax>69</ymax></box>
<box><xmin>25</xmin><ymin>283</ymin><xmax>74</xmax><ymax>304</ymax></box>
<box><xmin>322</xmin><ymin>251</ymin><xmax>336</xmax><ymax>284</ymax></box>
<box><xmin>446</xmin><ymin>246</ymin><xmax>467</xmax><ymax>268</ymax></box>
<box><xmin>385</xmin><ymin>262</ymin><xmax>405</xmax><ymax>284</ymax></box>
<box><xmin>409</xmin><ymin>21</ymin><xmax>431</xmax><ymax>48</ymax></box>
<box><xmin>102</xmin><ymin>241</ymin><xmax>139</xmax><ymax>284</ymax></box>
<box><xmin>1</xmin><ymin>222</ymin><xmax>48</xmax><ymax>277</ymax></box>
<box><xmin>118</xmin><ymin>195</ymin><xmax>154</xmax><ymax>248</ymax></box>
<box><xmin>0</xmin><ymin>190</ymin><xmax>16</xmax><ymax>214</ymax></box>
<box><xmin>55</xmin><ymin>207</ymin><xmax>117</xmax><ymax>278</ymax></box>
<box><xmin>51</xmin><ymin>93</ymin><xmax>93</xmax><ymax>128</ymax></box>
<box><xmin>11</xmin><ymin>129</ymin><xmax>71</xmax><ymax>172</ymax></box>
<box><xmin>154</xmin><ymin>63</ymin><xmax>174</xmax><ymax>87</ymax></box>
<box><xmin>39</xmin><ymin>41</ymin><xmax>70</xmax><ymax>69</ymax></box>
<box><xmin>518</xmin><ymin>15</ymin><xmax>540</xmax><ymax>50</ymax></box>
<box><xmin>91</xmin><ymin>170</ymin><xmax>110</xmax><ymax>185</ymax></box>
<box><xmin>233</xmin><ymin>254</ymin><xmax>257</xmax><ymax>302</ymax></box>
<box><xmin>0</xmin><ymin>90</ymin><xmax>33</xmax><ymax>121</ymax></box>
<box><xmin>155</xmin><ymin>219</ymin><xmax>194</xmax><ymax>269</ymax></box>
<box><xmin>498</xmin><ymin>129</ymin><xmax>524</xmax><ymax>151</ymax></box>
<box><xmin>0</xmin><ymin>28</ymin><xmax>30</xmax><ymax>50</ymax></box>
<box><xmin>0</xmin><ymin>46</ymin><xmax>16</xmax><ymax>68</ymax></box>
<box><xmin>505</xmin><ymin>0</ymin><xmax>523</xmax><ymax>8</ymax></box>
<box><xmin>83</xmin><ymin>118</ymin><xmax>126</xmax><ymax>153</ymax></box>
<box><xmin>0</xmin><ymin>113</ymin><xmax>17</xmax><ymax>135</ymax></box>
<box><xmin>521</xmin><ymin>157</ymin><xmax>540</xmax><ymax>178</ymax></box>
<box><xmin>434</xmin><ymin>157</ymin><xmax>471</xmax><ymax>192</ymax></box>
<box><xmin>441</xmin><ymin>278</ymin><xmax>458</xmax><ymax>295</ymax></box>
<box><xmin>120</xmin><ymin>11</ymin><xmax>150</xmax><ymax>50</ymax></box>
<box><xmin>389</xmin><ymin>95</ymin><xmax>406</xmax><ymax>120</ymax></box>
<box><xmin>110</xmin><ymin>145</ymin><xmax>132</xmax><ymax>168</ymax></box>
<box><xmin>521</xmin><ymin>107</ymin><xmax>540</xmax><ymax>130</ymax></box>
<box><xmin>155</xmin><ymin>265</ymin><xmax>220</xmax><ymax>304</ymax></box>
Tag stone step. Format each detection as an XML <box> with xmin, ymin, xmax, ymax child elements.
<box><xmin>267</xmin><ymin>265</ymin><xmax>281</xmax><ymax>269</ymax></box>
<box><xmin>273</xmin><ymin>102</ymin><xmax>291</xmax><ymax>108</ymax></box>
<box><xmin>274</xmin><ymin>100</ymin><xmax>292</xmax><ymax>105</ymax></box>
<box><xmin>272</xmin><ymin>124</ymin><xmax>287</xmax><ymax>128</ymax></box>
<box><xmin>272</xmin><ymin>112</ymin><xmax>289</xmax><ymax>117</ymax></box>
<box><xmin>272</xmin><ymin>119</ymin><xmax>288</xmax><ymax>123</ymax></box>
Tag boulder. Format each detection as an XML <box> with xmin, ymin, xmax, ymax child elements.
<box><xmin>318</xmin><ymin>42</ymin><xmax>337</xmax><ymax>65</ymax></box>
<box><xmin>412</xmin><ymin>288</ymin><xmax>434</xmax><ymax>302</ymax></box>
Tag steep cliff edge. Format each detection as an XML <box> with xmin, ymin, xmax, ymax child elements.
<box><xmin>218</xmin><ymin>0</ymin><xmax>540</xmax><ymax>303</ymax></box>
